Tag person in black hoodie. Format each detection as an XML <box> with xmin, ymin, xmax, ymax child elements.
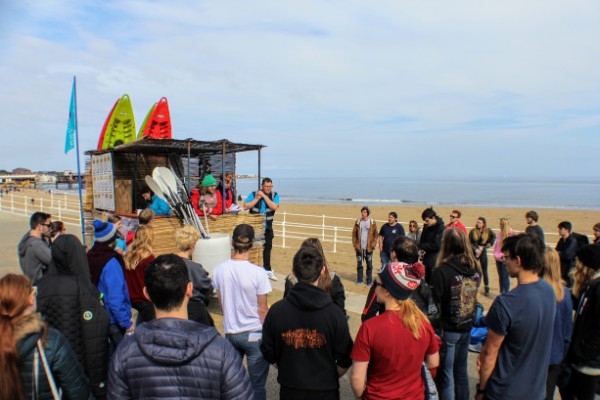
<box><xmin>431</xmin><ymin>228</ymin><xmax>481</xmax><ymax>400</ymax></box>
<box><xmin>36</xmin><ymin>234</ymin><xmax>110</xmax><ymax>399</ymax></box>
<box><xmin>261</xmin><ymin>245</ymin><xmax>353</xmax><ymax>400</ymax></box>
<box><xmin>284</xmin><ymin>237</ymin><xmax>347</xmax><ymax>315</ymax></box>
<box><xmin>420</xmin><ymin>207</ymin><xmax>446</xmax><ymax>282</ymax></box>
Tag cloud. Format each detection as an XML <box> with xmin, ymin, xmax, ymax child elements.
<box><xmin>0</xmin><ymin>0</ymin><xmax>598</xmax><ymax>177</ymax></box>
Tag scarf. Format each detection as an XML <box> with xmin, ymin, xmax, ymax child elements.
<box><xmin>87</xmin><ymin>241</ymin><xmax>125</xmax><ymax>286</ymax></box>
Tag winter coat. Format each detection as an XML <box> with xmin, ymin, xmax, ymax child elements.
<box><xmin>352</xmin><ymin>218</ymin><xmax>378</xmax><ymax>253</ymax></box>
<box><xmin>284</xmin><ymin>271</ymin><xmax>347</xmax><ymax>314</ymax></box>
<box><xmin>108</xmin><ymin>318</ymin><xmax>253</xmax><ymax>399</ymax></box>
<box><xmin>567</xmin><ymin>274</ymin><xmax>600</xmax><ymax>370</ymax></box>
<box><xmin>419</xmin><ymin>217</ymin><xmax>446</xmax><ymax>271</ymax></box>
<box><xmin>37</xmin><ymin>234</ymin><xmax>110</xmax><ymax>398</ymax></box>
<box><xmin>15</xmin><ymin>313</ymin><xmax>91</xmax><ymax>400</ymax></box>
<box><xmin>18</xmin><ymin>232</ymin><xmax>52</xmax><ymax>283</ymax></box>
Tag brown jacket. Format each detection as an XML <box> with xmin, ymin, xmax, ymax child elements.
<box><xmin>352</xmin><ymin>218</ymin><xmax>378</xmax><ymax>252</ymax></box>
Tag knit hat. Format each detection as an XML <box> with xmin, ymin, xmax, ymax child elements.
<box><xmin>93</xmin><ymin>220</ymin><xmax>117</xmax><ymax>243</ymax></box>
<box><xmin>576</xmin><ymin>244</ymin><xmax>600</xmax><ymax>270</ymax></box>
<box><xmin>201</xmin><ymin>174</ymin><xmax>217</xmax><ymax>187</ymax></box>
<box><xmin>378</xmin><ymin>261</ymin><xmax>425</xmax><ymax>300</ymax></box>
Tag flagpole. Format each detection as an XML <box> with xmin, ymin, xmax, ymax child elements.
<box><xmin>72</xmin><ymin>76</ymin><xmax>86</xmax><ymax>245</ymax></box>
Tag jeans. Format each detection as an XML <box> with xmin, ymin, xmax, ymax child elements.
<box><xmin>356</xmin><ymin>250</ymin><xmax>373</xmax><ymax>283</ymax></box>
<box><xmin>380</xmin><ymin>251</ymin><xmax>391</xmax><ymax>269</ymax></box>
<box><xmin>263</xmin><ymin>228</ymin><xmax>274</xmax><ymax>271</ymax></box>
<box><xmin>226</xmin><ymin>331</ymin><xmax>269</xmax><ymax>400</ymax></box>
<box><xmin>439</xmin><ymin>331</ymin><xmax>471</xmax><ymax>400</ymax></box>
<box><xmin>479</xmin><ymin>252</ymin><xmax>489</xmax><ymax>289</ymax></box>
<box><xmin>495</xmin><ymin>260</ymin><xmax>510</xmax><ymax>294</ymax></box>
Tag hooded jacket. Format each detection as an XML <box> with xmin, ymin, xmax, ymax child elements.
<box><xmin>15</xmin><ymin>313</ymin><xmax>91</xmax><ymax>400</ymax></box>
<box><xmin>261</xmin><ymin>282</ymin><xmax>353</xmax><ymax>392</ymax></box>
<box><xmin>107</xmin><ymin>318</ymin><xmax>253</xmax><ymax>399</ymax></box>
<box><xmin>37</xmin><ymin>234</ymin><xmax>110</xmax><ymax>399</ymax></box>
<box><xmin>430</xmin><ymin>255</ymin><xmax>481</xmax><ymax>332</ymax></box>
<box><xmin>18</xmin><ymin>232</ymin><xmax>52</xmax><ymax>283</ymax></box>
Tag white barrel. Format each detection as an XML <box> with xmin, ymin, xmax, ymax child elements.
<box><xmin>192</xmin><ymin>233</ymin><xmax>231</xmax><ymax>276</ymax></box>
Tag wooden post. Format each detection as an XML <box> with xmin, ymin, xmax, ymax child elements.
<box><xmin>281</xmin><ymin>212</ymin><xmax>286</xmax><ymax>248</ymax></box>
<box><xmin>333</xmin><ymin>227</ymin><xmax>338</xmax><ymax>253</ymax></box>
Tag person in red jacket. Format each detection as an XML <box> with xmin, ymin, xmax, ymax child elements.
<box><xmin>446</xmin><ymin>209</ymin><xmax>467</xmax><ymax>234</ymax></box>
<box><xmin>191</xmin><ymin>174</ymin><xmax>223</xmax><ymax>219</ymax></box>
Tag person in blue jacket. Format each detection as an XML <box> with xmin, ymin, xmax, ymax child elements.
<box><xmin>87</xmin><ymin>220</ymin><xmax>133</xmax><ymax>348</ymax></box>
<box><xmin>141</xmin><ymin>186</ymin><xmax>171</xmax><ymax>216</ymax></box>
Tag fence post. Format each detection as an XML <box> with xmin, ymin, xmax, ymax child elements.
<box><xmin>322</xmin><ymin>215</ymin><xmax>326</xmax><ymax>241</ymax></box>
<box><xmin>40</xmin><ymin>198</ymin><xmax>44</xmax><ymax>211</ymax></box>
<box><xmin>25</xmin><ymin>196</ymin><xmax>28</xmax><ymax>215</ymax></box>
<box><xmin>333</xmin><ymin>227</ymin><xmax>338</xmax><ymax>253</ymax></box>
<box><xmin>11</xmin><ymin>194</ymin><xmax>14</xmax><ymax>212</ymax></box>
<box><xmin>64</xmin><ymin>193</ymin><xmax>67</xmax><ymax>205</ymax></box>
<box><xmin>281</xmin><ymin>212</ymin><xmax>286</xmax><ymax>249</ymax></box>
<box><xmin>51</xmin><ymin>191</ymin><xmax>54</xmax><ymax>208</ymax></box>
<box><xmin>58</xmin><ymin>201</ymin><xmax>62</xmax><ymax>220</ymax></box>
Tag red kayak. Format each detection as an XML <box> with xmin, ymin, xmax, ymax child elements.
<box><xmin>139</xmin><ymin>97</ymin><xmax>171</xmax><ymax>139</ymax></box>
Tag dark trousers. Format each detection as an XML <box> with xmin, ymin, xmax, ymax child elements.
<box><xmin>108</xmin><ymin>324</ymin><xmax>125</xmax><ymax>357</ymax></box>
<box><xmin>280</xmin><ymin>386</ymin><xmax>339</xmax><ymax>400</ymax></box>
<box><xmin>263</xmin><ymin>228</ymin><xmax>274</xmax><ymax>271</ymax></box>
<box><xmin>545</xmin><ymin>364</ymin><xmax>561</xmax><ymax>400</ymax></box>
<box><xmin>479</xmin><ymin>252</ymin><xmax>489</xmax><ymax>289</ymax></box>
<box><xmin>560</xmin><ymin>368</ymin><xmax>599</xmax><ymax>400</ymax></box>
<box><xmin>356</xmin><ymin>250</ymin><xmax>373</xmax><ymax>283</ymax></box>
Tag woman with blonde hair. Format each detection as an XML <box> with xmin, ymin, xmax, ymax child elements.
<box><xmin>350</xmin><ymin>240</ymin><xmax>440</xmax><ymax>399</ymax></box>
<box><xmin>560</xmin><ymin>245</ymin><xmax>600</xmax><ymax>400</ymax></box>
<box><xmin>493</xmin><ymin>218</ymin><xmax>514</xmax><ymax>294</ymax></box>
<box><xmin>124</xmin><ymin>225</ymin><xmax>156</xmax><ymax>323</ymax></box>
<box><xmin>407</xmin><ymin>220</ymin><xmax>422</xmax><ymax>244</ymax></box>
<box><xmin>469</xmin><ymin>216</ymin><xmax>496</xmax><ymax>296</ymax></box>
<box><xmin>0</xmin><ymin>274</ymin><xmax>90</xmax><ymax>400</ymax></box>
<box><xmin>284</xmin><ymin>237</ymin><xmax>346</xmax><ymax>314</ymax></box>
<box><xmin>542</xmin><ymin>247</ymin><xmax>573</xmax><ymax>400</ymax></box>
<box><xmin>432</xmin><ymin>228</ymin><xmax>481</xmax><ymax>400</ymax></box>
<box><xmin>175</xmin><ymin>225</ymin><xmax>214</xmax><ymax>326</ymax></box>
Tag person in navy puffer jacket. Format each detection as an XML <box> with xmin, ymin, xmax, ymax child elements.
<box><xmin>108</xmin><ymin>254</ymin><xmax>253</xmax><ymax>400</ymax></box>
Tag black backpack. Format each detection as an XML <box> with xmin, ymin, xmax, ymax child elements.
<box><xmin>571</xmin><ymin>232</ymin><xmax>590</xmax><ymax>251</ymax></box>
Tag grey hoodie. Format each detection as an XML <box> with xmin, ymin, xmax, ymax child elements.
<box><xmin>17</xmin><ymin>231</ymin><xmax>51</xmax><ymax>283</ymax></box>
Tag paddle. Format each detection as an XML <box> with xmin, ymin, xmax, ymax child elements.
<box><xmin>154</xmin><ymin>167</ymin><xmax>208</xmax><ymax>238</ymax></box>
<box><xmin>144</xmin><ymin>175</ymin><xmax>185</xmax><ymax>223</ymax></box>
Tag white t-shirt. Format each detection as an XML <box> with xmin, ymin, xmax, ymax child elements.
<box><xmin>212</xmin><ymin>258</ymin><xmax>272</xmax><ymax>334</ymax></box>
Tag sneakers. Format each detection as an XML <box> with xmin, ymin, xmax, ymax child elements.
<box><xmin>366</xmin><ymin>280</ymin><xmax>372</xmax><ymax>286</ymax></box>
<box><xmin>355</xmin><ymin>279</ymin><xmax>363</xmax><ymax>285</ymax></box>
<box><xmin>265</xmin><ymin>270</ymin><xmax>278</xmax><ymax>281</ymax></box>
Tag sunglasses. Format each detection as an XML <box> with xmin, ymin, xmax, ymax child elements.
<box><xmin>40</xmin><ymin>223</ymin><xmax>52</xmax><ymax>228</ymax></box>
<box><xmin>373</xmin><ymin>280</ymin><xmax>385</xmax><ymax>289</ymax></box>
<box><xmin>450</xmin><ymin>215</ymin><xmax>458</xmax><ymax>219</ymax></box>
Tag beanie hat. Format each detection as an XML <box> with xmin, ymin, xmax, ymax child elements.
<box><xmin>576</xmin><ymin>244</ymin><xmax>600</xmax><ymax>270</ymax></box>
<box><xmin>93</xmin><ymin>220</ymin><xmax>117</xmax><ymax>243</ymax></box>
<box><xmin>201</xmin><ymin>174</ymin><xmax>217</xmax><ymax>187</ymax></box>
<box><xmin>378</xmin><ymin>261</ymin><xmax>425</xmax><ymax>300</ymax></box>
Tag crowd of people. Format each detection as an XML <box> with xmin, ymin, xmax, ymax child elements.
<box><xmin>1</xmin><ymin>203</ymin><xmax>599</xmax><ymax>399</ymax></box>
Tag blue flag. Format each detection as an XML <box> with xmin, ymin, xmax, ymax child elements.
<box><xmin>65</xmin><ymin>79</ymin><xmax>76</xmax><ymax>154</ymax></box>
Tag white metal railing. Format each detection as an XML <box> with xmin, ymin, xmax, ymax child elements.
<box><xmin>2</xmin><ymin>192</ymin><xmax>585</xmax><ymax>255</ymax></box>
<box><xmin>0</xmin><ymin>191</ymin><xmax>82</xmax><ymax>226</ymax></box>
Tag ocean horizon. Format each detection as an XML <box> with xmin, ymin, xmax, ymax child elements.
<box><xmin>37</xmin><ymin>176</ymin><xmax>599</xmax><ymax>211</ymax></box>
<box><xmin>236</xmin><ymin>176</ymin><xmax>600</xmax><ymax>210</ymax></box>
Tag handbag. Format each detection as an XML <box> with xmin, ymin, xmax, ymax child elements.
<box><xmin>422</xmin><ymin>362</ymin><xmax>439</xmax><ymax>400</ymax></box>
<box><xmin>33</xmin><ymin>339</ymin><xmax>61</xmax><ymax>400</ymax></box>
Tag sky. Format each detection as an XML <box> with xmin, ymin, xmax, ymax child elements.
<box><xmin>0</xmin><ymin>0</ymin><xmax>599</xmax><ymax>178</ymax></box>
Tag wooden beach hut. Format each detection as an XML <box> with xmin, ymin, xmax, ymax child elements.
<box><xmin>84</xmin><ymin>137</ymin><xmax>266</xmax><ymax>264</ymax></box>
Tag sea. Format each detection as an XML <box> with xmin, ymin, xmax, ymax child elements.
<box><xmin>39</xmin><ymin>176</ymin><xmax>600</xmax><ymax>210</ymax></box>
<box><xmin>236</xmin><ymin>176</ymin><xmax>600</xmax><ymax>210</ymax></box>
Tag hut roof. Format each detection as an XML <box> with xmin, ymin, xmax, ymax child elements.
<box><xmin>85</xmin><ymin>137</ymin><xmax>265</xmax><ymax>156</ymax></box>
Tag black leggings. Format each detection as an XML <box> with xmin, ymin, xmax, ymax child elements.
<box><xmin>560</xmin><ymin>368</ymin><xmax>599</xmax><ymax>400</ymax></box>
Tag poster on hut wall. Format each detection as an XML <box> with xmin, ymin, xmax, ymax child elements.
<box><xmin>91</xmin><ymin>154</ymin><xmax>116</xmax><ymax>211</ymax></box>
